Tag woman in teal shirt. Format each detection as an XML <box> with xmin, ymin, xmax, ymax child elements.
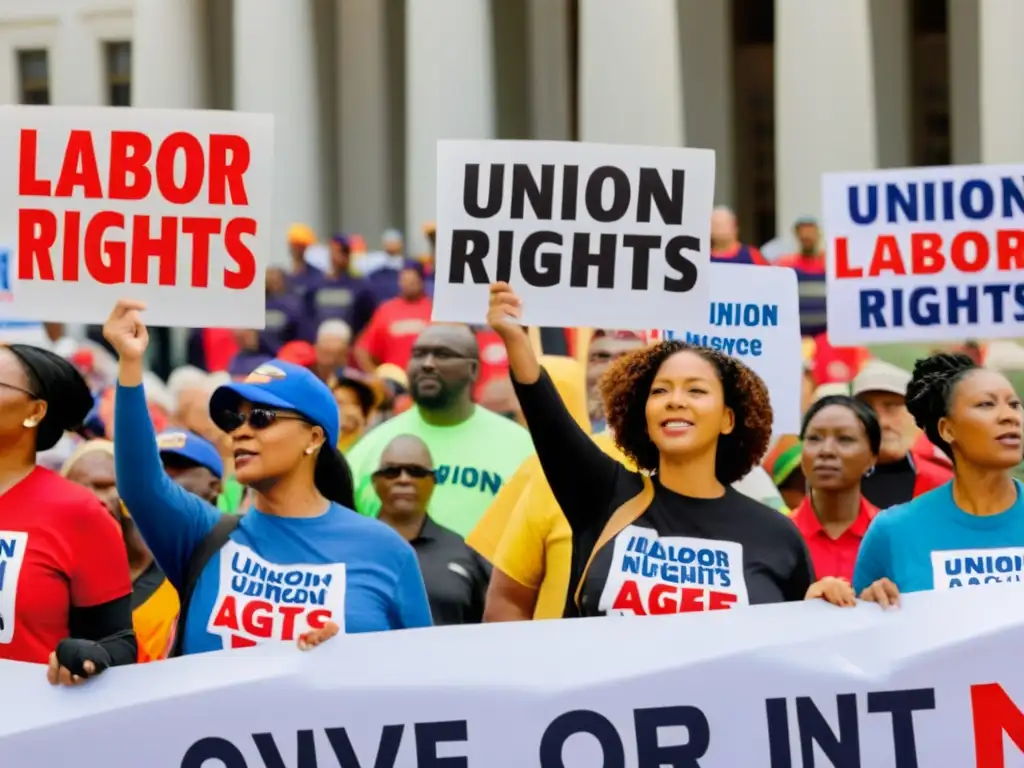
<box><xmin>855</xmin><ymin>353</ymin><xmax>1024</xmax><ymax>605</ymax></box>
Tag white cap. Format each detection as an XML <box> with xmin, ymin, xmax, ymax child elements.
<box><xmin>813</xmin><ymin>382</ymin><xmax>851</xmax><ymax>401</ymax></box>
<box><xmin>166</xmin><ymin>365</ymin><xmax>211</xmax><ymax>405</ymax></box>
<box><xmin>985</xmin><ymin>341</ymin><xmax>1024</xmax><ymax>372</ymax></box>
<box><xmin>851</xmin><ymin>360</ymin><xmax>911</xmax><ymax>398</ymax></box>
<box><xmin>317</xmin><ymin>318</ymin><xmax>352</xmax><ymax>344</ymax></box>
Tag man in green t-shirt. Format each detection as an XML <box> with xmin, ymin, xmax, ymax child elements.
<box><xmin>217</xmin><ymin>476</ymin><xmax>247</xmax><ymax>513</ymax></box>
<box><xmin>347</xmin><ymin>324</ymin><xmax>533</xmax><ymax>537</ymax></box>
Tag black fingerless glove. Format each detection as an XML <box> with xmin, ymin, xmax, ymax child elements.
<box><xmin>55</xmin><ymin>638</ymin><xmax>113</xmax><ymax>677</ymax></box>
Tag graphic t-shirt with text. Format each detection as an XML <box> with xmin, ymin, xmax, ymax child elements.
<box><xmin>348</xmin><ymin>406</ymin><xmax>534</xmax><ymax>537</ymax></box>
<box><xmin>854</xmin><ymin>480</ymin><xmax>1024</xmax><ymax>594</ymax></box>
<box><xmin>114</xmin><ymin>382</ymin><xmax>433</xmax><ymax>655</ymax></box>
<box><xmin>0</xmin><ymin>468</ymin><xmax>131</xmax><ymax>663</ymax></box>
<box><xmin>582</xmin><ymin>488</ymin><xmax>809</xmax><ymax>617</ymax></box>
<box><xmin>510</xmin><ymin>369</ymin><xmax>814</xmax><ymax>619</ymax></box>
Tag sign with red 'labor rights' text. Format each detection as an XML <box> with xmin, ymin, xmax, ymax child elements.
<box><xmin>0</xmin><ymin>106</ymin><xmax>273</xmax><ymax>328</ymax></box>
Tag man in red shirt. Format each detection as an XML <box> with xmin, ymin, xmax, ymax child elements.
<box><xmin>776</xmin><ymin>216</ymin><xmax>828</xmax><ymax>338</ymax></box>
<box><xmin>355</xmin><ymin>261</ymin><xmax>432</xmax><ymax>372</ymax></box>
<box><xmin>852</xmin><ymin>360</ymin><xmax>952</xmax><ymax>508</ymax></box>
<box><xmin>912</xmin><ymin>433</ymin><xmax>953</xmax><ymax>473</ymax></box>
<box><xmin>710</xmin><ymin>206</ymin><xmax>769</xmax><ymax>265</ymax></box>
<box><xmin>472</xmin><ymin>327</ymin><xmax>511</xmax><ymax>402</ymax></box>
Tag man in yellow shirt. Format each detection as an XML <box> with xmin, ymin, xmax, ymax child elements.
<box><xmin>467</xmin><ymin>356</ymin><xmax>634</xmax><ymax>619</ymax></box>
<box><xmin>471</xmin><ymin>432</ymin><xmax>632</xmax><ymax>620</ymax></box>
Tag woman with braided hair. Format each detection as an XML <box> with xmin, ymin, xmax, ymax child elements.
<box><xmin>854</xmin><ymin>353</ymin><xmax>1024</xmax><ymax>605</ymax></box>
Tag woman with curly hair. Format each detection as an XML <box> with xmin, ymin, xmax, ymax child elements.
<box><xmin>854</xmin><ymin>353</ymin><xmax>1024</xmax><ymax>607</ymax></box>
<box><xmin>487</xmin><ymin>283</ymin><xmax>853</xmax><ymax>618</ymax></box>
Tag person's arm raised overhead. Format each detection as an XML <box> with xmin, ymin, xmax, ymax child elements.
<box><xmin>104</xmin><ymin>300</ymin><xmax>219</xmax><ymax>590</ymax></box>
<box><xmin>486</xmin><ymin>282</ymin><xmax>618</xmax><ymax>530</ymax></box>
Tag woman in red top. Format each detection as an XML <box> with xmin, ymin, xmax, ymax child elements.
<box><xmin>790</xmin><ymin>395</ymin><xmax>881</xmax><ymax>582</ymax></box>
<box><xmin>0</xmin><ymin>345</ymin><xmax>135</xmax><ymax>684</ymax></box>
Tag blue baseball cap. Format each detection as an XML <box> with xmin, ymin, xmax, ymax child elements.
<box><xmin>156</xmin><ymin>430</ymin><xmax>224</xmax><ymax>478</ymax></box>
<box><xmin>208</xmin><ymin>360</ymin><xmax>340</xmax><ymax>447</ymax></box>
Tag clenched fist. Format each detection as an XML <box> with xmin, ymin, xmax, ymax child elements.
<box><xmin>103</xmin><ymin>299</ymin><xmax>150</xmax><ymax>362</ymax></box>
<box><xmin>486</xmin><ymin>282</ymin><xmax>525</xmax><ymax>343</ymax></box>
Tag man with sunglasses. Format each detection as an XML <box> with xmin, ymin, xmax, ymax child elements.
<box><xmin>347</xmin><ymin>323</ymin><xmax>533</xmax><ymax>537</ymax></box>
<box><xmin>373</xmin><ymin>435</ymin><xmax>489</xmax><ymax>626</ymax></box>
<box><xmin>586</xmin><ymin>330</ymin><xmax>646</xmax><ymax>432</ymax></box>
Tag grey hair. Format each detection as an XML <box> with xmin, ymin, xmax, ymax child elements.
<box><xmin>317</xmin><ymin>319</ymin><xmax>353</xmax><ymax>344</ymax></box>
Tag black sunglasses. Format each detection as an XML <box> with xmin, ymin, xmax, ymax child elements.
<box><xmin>215</xmin><ymin>407</ymin><xmax>310</xmax><ymax>433</ymax></box>
<box><xmin>372</xmin><ymin>464</ymin><xmax>435</xmax><ymax>481</ymax></box>
<box><xmin>0</xmin><ymin>381</ymin><xmax>38</xmax><ymax>399</ymax></box>
<box><xmin>409</xmin><ymin>346</ymin><xmax>471</xmax><ymax>362</ymax></box>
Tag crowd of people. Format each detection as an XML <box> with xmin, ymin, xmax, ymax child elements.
<box><xmin>1</xmin><ymin>212</ymin><xmax>1021</xmax><ymax>690</ymax></box>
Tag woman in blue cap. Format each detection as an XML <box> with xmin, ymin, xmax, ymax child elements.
<box><xmin>105</xmin><ymin>300</ymin><xmax>432</xmax><ymax>655</ymax></box>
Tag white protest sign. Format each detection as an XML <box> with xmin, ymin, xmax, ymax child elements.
<box><xmin>822</xmin><ymin>163</ymin><xmax>1024</xmax><ymax>345</ymax></box>
<box><xmin>661</xmin><ymin>263</ymin><xmax>802</xmax><ymax>434</ymax></box>
<box><xmin>3</xmin><ymin>588</ymin><xmax>1024</xmax><ymax>767</ymax></box>
<box><xmin>433</xmin><ymin>139</ymin><xmax>715</xmax><ymax>329</ymax></box>
<box><xmin>0</xmin><ymin>106</ymin><xmax>274</xmax><ymax>328</ymax></box>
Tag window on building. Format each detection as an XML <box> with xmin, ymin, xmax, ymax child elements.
<box><xmin>733</xmin><ymin>0</ymin><xmax>774</xmax><ymax>45</ymax></box>
<box><xmin>911</xmin><ymin>0</ymin><xmax>950</xmax><ymax>166</ymax></box>
<box><xmin>106</xmin><ymin>41</ymin><xmax>131</xmax><ymax>106</ymax></box>
<box><xmin>732</xmin><ymin>0</ymin><xmax>776</xmax><ymax>245</ymax></box>
<box><xmin>17</xmin><ymin>50</ymin><xmax>50</xmax><ymax>105</ymax></box>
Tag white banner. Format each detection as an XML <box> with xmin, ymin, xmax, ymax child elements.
<box><xmin>3</xmin><ymin>588</ymin><xmax>1024</xmax><ymax>767</ymax></box>
<box><xmin>432</xmin><ymin>139</ymin><xmax>716</xmax><ymax>330</ymax></box>
<box><xmin>822</xmin><ymin>163</ymin><xmax>1024</xmax><ymax>345</ymax></box>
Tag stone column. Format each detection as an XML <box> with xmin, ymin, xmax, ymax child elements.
<box><xmin>978</xmin><ymin>0</ymin><xmax>1024</xmax><ymax>162</ymax></box>
<box><xmin>775</xmin><ymin>0</ymin><xmax>877</xmax><ymax>232</ymax></box>
<box><xmin>130</xmin><ymin>0</ymin><xmax>206</xmax><ymax>108</ymax></box>
<box><xmin>577</xmin><ymin>0</ymin><xmax>685</xmax><ymax>146</ymax></box>
<box><xmin>234</xmin><ymin>0</ymin><xmax>326</xmax><ymax>258</ymax></box>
